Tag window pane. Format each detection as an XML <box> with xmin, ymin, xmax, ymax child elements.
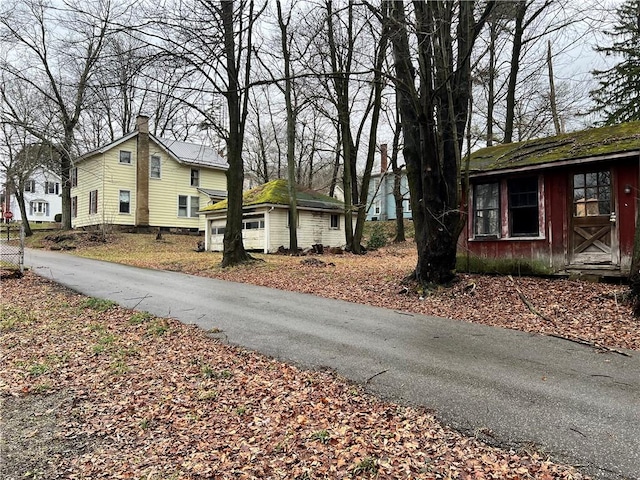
<box><xmin>178</xmin><ymin>195</ymin><xmax>188</xmax><ymax>217</ymax></box>
<box><xmin>585</xmin><ymin>172</ymin><xmax>597</xmax><ymax>187</ymax></box>
<box><xmin>150</xmin><ymin>156</ymin><xmax>161</xmax><ymax>178</ymax></box>
<box><xmin>474</xmin><ymin>183</ymin><xmax>500</xmax><ymax>236</ymax></box>
<box><xmin>598</xmin><ymin>171</ymin><xmax>610</xmax><ymax>185</ymax></box>
<box><xmin>119</xmin><ymin>191</ymin><xmax>130</xmax><ymax>214</ymax></box>
<box><xmin>190</xmin><ymin>196</ymin><xmax>199</xmax><ymax>217</ymax></box>
<box><xmin>120</xmin><ymin>151</ymin><xmax>131</xmax><ymax>164</ymax></box>
<box><xmin>573</xmin><ymin>174</ymin><xmax>584</xmax><ymax>188</ymax></box>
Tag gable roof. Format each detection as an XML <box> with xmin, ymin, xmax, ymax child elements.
<box><xmin>77</xmin><ymin>131</ymin><xmax>228</xmax><ymax>170</ymax></box>
<box><xmin>201</xmin><ymin>179</ymin><xmax>344</xmax><ymax>212</ymax></box>
<box><xmin>469</xmin><ymin>121</ymin><xmax>640</xmax><ymax>175</ymax></box>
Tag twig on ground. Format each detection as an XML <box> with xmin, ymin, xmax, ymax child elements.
<box><xmin>549</xmin><ymin>334</ymin><xmax>632</xmax><ymax>357</ymax></box>
<box><xmin>365</xmin><ymin>369</ymin><xmax>388</xmax><ymax>384</ymax></box>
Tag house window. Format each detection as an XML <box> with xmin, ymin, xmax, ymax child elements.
<box><xmin>119</xmin><ymin>190</ymin><xmax>131</xmax><ymax>214</ymax></box>
<box><xmin>404</xmin><ymin>198</ymin><xmax>412</xmax><ymax>213</ymax></box>
<box><xmin>178</xmin><ymin>195</ymin><xmax>188</xmax><ymax>217</ymax></box>
<box><xmin>330</xmin><ymin>214</ymin><xmax>339</xmax><ymax>229</ymax></box>
<box><xmin>212</xmin><ymin>226</ymin><xmax>226</xmax><ymax>235</ymax></box>
<box><xmin>29</xmin><ymin>201</ymin><xmax>49</xmax><ymax>216</ymax></box>
<box><xmin>473</xmin><ymin>183</ymin><xmax>500</xmax><ymax>237</ymax></box>
<box><xmin>89</xmin><ymin>190</ymin><xmax>98</xmax><ymax>214</ymax></box>
<box><xmin>190</xmin><ymin>196</ymin><xmax>199</xmax><ymax>217</ymax></box>
<box><xmin>190</xmin><ymin>168</ymin><xmax>200</xmax><ymax>187</ymax></box>
<box><xmin>71</xmin><ymin>167</ymin><xmax>78</xmax><ymax>187</ymax></box>
<box><xmin>25</xmin><ymin>179</ymin><xmax>36</xmax><ymax>192</ymax></box>
<box><xmin>573</xmin><ymin>171</ymin><xmax>611</xmax><ymax>217</ymax></box>
<box><xmin>45</xmin><ymin>181</ymin><xmax>59</xmax><ymax>195</ymax></box>
<box><xmin>71</xmin><ymin>196</ymin><xmax>78</xmax><ymax>218</ymax></box>
<box><xmin>374</xmin><ymin>200</ymin><xmax>381</xmax><ymax>215</ymax></box>
<box><xmin>120</xmin><ymin>150</ymin><xmax>132</xmax><ymax>164</ymax></box>
<box><xmin>150</xmin><ymin>155</ymin><xmax>161</xmax><ymax>179</ymax></box>
<box><xmin>508</xmin><ymin>177</ymin><xmax>539</xmax><ymax>237</ymax></box>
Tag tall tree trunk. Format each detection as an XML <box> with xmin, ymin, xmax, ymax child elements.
<box><xmin>389</xmin><ymin>0</ymin><xmax>492</xmax><ymax>285</ymax></box>
<box><xmin>276</xmin><ymin>0</ymin><xmax>298</xmax><ymax>254</ymax></box>
<box><xmin>504</xmin><ymin>1</ymin><xmax>526</xmax><ymax>144</ymax></box>
<box><xmin>390</xmin><ymin>116</ymin><xmax>405</xmax><ymax>243</ymax></box>
<box><xmin>14</xmin><ymin>189</ymin><xmax>32</xmax><ymax>237</ymax></box>
<box><xmin>547</xmin><ymin>40</ymin><xmax>562</xmax><ymax>135</ymax></box>
<box><xmin>221</xmin><ymin>0</ymin><xmax>251</xmax><ymax>267</ymax></box>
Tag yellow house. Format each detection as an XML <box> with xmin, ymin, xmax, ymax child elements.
<box><xmin>71</xmin><ymin>116</ymin><xmax>227</xmax><ymax>231</ymax></box>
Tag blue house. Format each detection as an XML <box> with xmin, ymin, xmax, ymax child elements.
<box><xmin>365</xmin><ymin>145</ymin><xmax>412</xmax><ymax>221</ymax></box>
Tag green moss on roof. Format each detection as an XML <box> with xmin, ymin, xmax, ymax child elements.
<box><xmin>201</xmin><ymin>179</ymin><xmax>343</xmax><ymax>212</ymax></box>
<box><xmin>469</xmin><ymin>121</ymin><xmax>640</xmax><ymax>173</ymax></box>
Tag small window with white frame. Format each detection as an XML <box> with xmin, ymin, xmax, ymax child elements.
<box><xmin>25</xmin><ymin>179</ymin><xmax>36</xmax><ymax>192</ymax></box>
<box><xmin>119</xmin><ymin>150</ymin><xmax>132</xmax><ymax>164</ymax></box>
<box><xmin>119</xmin><ymin>190</ymin><xmax>131</xmax><ymax>214</ymax></box>
<box><xmin>473</xmin><ymin>182</ymin><xmax>500</xmax><ymax>237</ymax></box>
<box><xmin>330</xmin><ymin>214</ymin><xmax>339</xmax><ymax>229</ymax></box>
<box><xmin>150</xmin><ymin>155</ymin><xmax>161</xmax><ymax>179</ymax></box>
<box><xmin>190</xmin><ymin>168</ymin><xmax>200</xmax><ymax>187</ymax></box>
<box><xmin>89</xmin><ymin>190</ymin><xmax>98</xmax><ymax>214</ymax></box>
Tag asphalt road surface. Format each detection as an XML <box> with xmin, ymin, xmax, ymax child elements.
<box><xmin>24</xmin><ymin>248</ymin><xmax>640</xmax><ymax>480</ymax></box>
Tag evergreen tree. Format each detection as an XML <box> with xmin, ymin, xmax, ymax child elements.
<box><xmin>590</xmin><ymin>0</ymin><xmax>640</xmax><ymax>124</ymax></box>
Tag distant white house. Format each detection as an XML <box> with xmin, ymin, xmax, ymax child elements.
<box><xmin>0</xmin><ymin>167</ymin><xmax>62</xmax><ymax>223</ymax></box>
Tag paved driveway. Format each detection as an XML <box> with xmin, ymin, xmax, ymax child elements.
<box><xmin>25</xmin><ymin>248</ymin><xmax>640</xmax><ymax>480</ymax></box>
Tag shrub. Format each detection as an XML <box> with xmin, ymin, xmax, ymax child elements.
<box><xmin>367</xmin><ymin>223</ymin><xmax>388</xmax><ymax>250</ymax></box>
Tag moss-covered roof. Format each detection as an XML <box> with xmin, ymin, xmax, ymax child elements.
<box><xmin>469</xmin><ymin>121</ymin><xmax>640</xmax><ymax>173</ymax></box>
<box><xmin>201</xmin><ymin>179</ymin><xmax>344</xmax><ymax>212</ymax></box>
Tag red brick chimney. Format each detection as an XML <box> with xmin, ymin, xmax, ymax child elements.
<box><xmin>380</xmin><ymin>143</ymin><xmax>388</xmax><ymax>173</ymax></box>
<box><xmin>136</xmin><ymin>115</ymin><xmax>150</xmax><ymax>228</ymax></box>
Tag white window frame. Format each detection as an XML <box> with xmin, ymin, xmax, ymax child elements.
<box><xmin>178</xmin><ymin>195</ymin><xmax>200</xmax><ymax>218</ymax></box>
<box><xmin>119</xmin><ymin>150</ymin><xmax>132</xmax><ymax>164</ymax></box>
<box><xmin>30</xmin><ymin>200</ymin><xmax>49</xmax><ymax>216</ymax></box>
<box><xmin>330</xmin><ymin>214</ymin><xmax>340</xmax><ymax>229</ymax></box>
<box><xmin>190</xmin><ymin>168</ymin><xmax>200</xmax><ymax>187</ymax></box>
<box><xmin>150</xmin><ymin>155</ymin><xmax>161</xmax><ymax>179</ymax></box>
<box><xmin>89</xmin><ymin>190</ymin><xmax>98</xmax><ymax>215</ymax></box>
<box><xmin>25</xmin><ymin>179</ymin><xmax>36</xmax><ymax>193</ymax></box>
<box><xmin>119</xmin><ymin>190</ymin><xmax>131</xmax><ymax>214</ymax></box>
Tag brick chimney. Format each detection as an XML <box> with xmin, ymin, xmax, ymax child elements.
<box><xmin>136</xmin><ymin>115</ymin><xmax>150</xmax><ymax>228</ymax></box>
<box><xmin>380</xmin><ymin>143</ymin><xmax>388</xmax><ymax>173</ymax></box>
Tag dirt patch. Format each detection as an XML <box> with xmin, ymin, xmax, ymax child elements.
<box><xmin>0</xmin><ymin>392</ymin><xmax>97</xmax><ymax>480</ymax></box>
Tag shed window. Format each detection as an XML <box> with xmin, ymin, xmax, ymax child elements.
<box><xmin>474</xmin><ymin>183</ymin><xmax>500</xmax><ymax>237</ymax></box>
<box><xmin>508</xmin><ymin>177</ymin><xmax>539</xmax><ymax>237</ymax></box>
<box><xmin>330</xmin><ymin>214</ymin><xmax>339</xmax><ymax>229</ymax></box>
<box><xmin>573</xmin><ymin>171</ymin><xmax>611</xmax><ymax>217</ymax></box>
<box><xmin>243</xmin><ymin>219</ymin><xmax>265</xmax><ymax>230</ymax></box>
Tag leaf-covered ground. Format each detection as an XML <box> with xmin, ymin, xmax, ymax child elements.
<box><xmin>1</xmin><ymin>273</ymin><xmax>590</xmax><ymax>479</ymax></box>
<box><xmin>42</xmin><ymin>232</ymin><xmax>637</xmax><ymax>352</ymax></box>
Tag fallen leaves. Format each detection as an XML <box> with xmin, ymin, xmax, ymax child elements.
<box><xmin>1</xmin><ymin>273</ymin><xmax>591</xmax><ymax>479</ymax></box>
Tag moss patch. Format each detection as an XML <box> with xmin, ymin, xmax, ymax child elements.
<box><xmin>469</xmin><ymin>121</ymin><xmax>640</xmax><ymax>172</ymax></box>
<box><xmin>456</xmin><ymin>255</ymin><xmax>554</xmax><ymax>276</ymax></box>
<box><xmin>201</xmin><ymin>179</ymin><xmax>343</xmax><ymax>211</ymax></box>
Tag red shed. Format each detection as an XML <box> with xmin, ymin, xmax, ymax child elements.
<box><xmin>460</xmin><ymin>122</ymin><xmax>640</xmax><ymax>278</ymax></box>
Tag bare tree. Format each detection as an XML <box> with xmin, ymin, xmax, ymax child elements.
<box><xmin>0</xmin><ymin>0</ymin><xmax>116</xmax><ymax>229</ymax></box>
<box><xmin>141</xmin><ymin>0</ymin><xmax>265</xmax><ymax>266</ymax></box>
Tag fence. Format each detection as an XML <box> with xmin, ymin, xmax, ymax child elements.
<box><xmin>0</xmin><ymin>224</ymin><xmax>25</xmax><ymax>274</ymax></box>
